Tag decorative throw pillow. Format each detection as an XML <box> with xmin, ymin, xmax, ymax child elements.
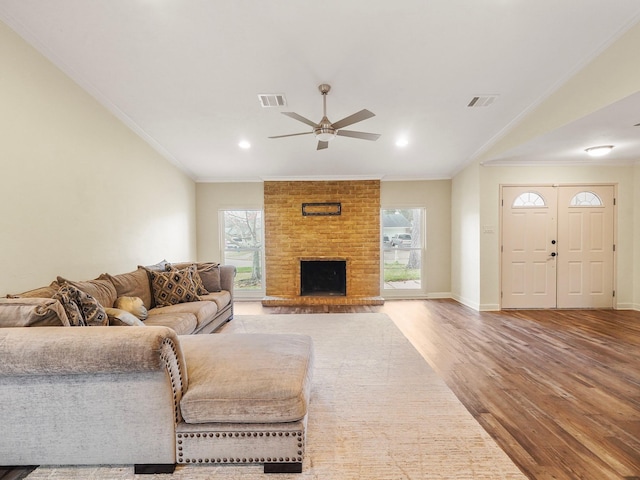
<box><xmin>143</xmin><ymin>259</ymin><xmax>172</xmax><ymax>272</ymax></box>
<box><xmin>104</xmin><ymin>307</ymin><xmax>146</xmax><ymax>326</ymax></box>
<box><xmin>176</xmin><ymin>264</ymin><xmax>209</xmax><ymax>296</ymax></box>
<box><xmin>114</xmin><ymin>296</ymin><xmax>148</xmax><ymax>320</ymax></box>
<box><xmin>150</xmin><ymin>269</ymin><xmax>200</xmax><ymax>307</ymax></box>
<box><xmin>56</xmin><ymin>276</ymin><xmax>117</xmax><ymax>309</ymax></box>
<box><xmin>197</xmin><ymin>263</ymin><xmax>221</xmax><ymax>292</ymax></box>
<box><xmin>53</xmin><ymin>283</ymin><xmax>108</xmax><ymax>327</ymax></box>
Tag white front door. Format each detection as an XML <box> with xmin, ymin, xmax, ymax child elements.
<box><xmin>557</xmin><ymin>185</ymin><xmax>615</xmax><ymax>308</ymax></box>
<box><xmin>501</xmin><ymin>185</ymin><xmax>615</xmax><ymax>309</ymax></box>
<box><xmin>501</xmin><ymin>186</ymin><xmax>558</xmax><ymax>309</ymax></box>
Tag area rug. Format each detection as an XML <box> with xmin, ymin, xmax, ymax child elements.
<box><xmin>26</xmin><ymin>313</ymin><xmax>526</xmax><ymax>479</ymax></box>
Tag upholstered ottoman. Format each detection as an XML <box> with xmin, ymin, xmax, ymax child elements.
<box><xmin>176</xmin><ymin>334</ymin><xmax>314</xmax><ymax>473</ymax></box>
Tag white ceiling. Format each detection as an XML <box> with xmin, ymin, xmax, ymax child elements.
<box><xmin>2</xmin><ymin>1</ymin><xmax>640</xmax><ymax>182</ymax></box>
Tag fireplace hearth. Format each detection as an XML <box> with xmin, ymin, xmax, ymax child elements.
<box><xmin>300</xmin><ymin>260</ymin><xmax>346</xmax><ymax>296</ymax></box>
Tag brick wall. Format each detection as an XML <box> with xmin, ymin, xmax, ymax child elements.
<box><xmin>263</xmin><ymin>180</ymin><xmax>382</xmax><ymax>305</ymax></box>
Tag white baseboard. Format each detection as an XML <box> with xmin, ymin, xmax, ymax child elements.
<box><xmin>426</xmin><ymin>292</ymin><xmax>452</xmax><ymax>299</ymax></box>
<box><xmin>615</xmin><ymin>302</ymin><xmax>639</xmax><ymax>310</ymax></box>
<box><xmin>451</xmin><ymin>293</ymin><xmax>480</xmax><ymax>311</ymax></box>
<box><xmin>479</xmin><ymin>303</ymin><xmax>500</xmax><ymax>311</ymax></box>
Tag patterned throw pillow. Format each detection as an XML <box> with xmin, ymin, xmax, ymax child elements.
<box><xmin>53</xmin><ymin>283</ymin><xmax>108</xmax><ymax>327</ymax></box>
<box><xmin>169</xmin><ymin>262</ymin><xmax>221</xmax><ymax>292</ymax></box>
<box><xmin>150</xmin><ymin>269</ymin><xmax>201</xmax><ymax>307</ymax></box>
<box><xmin>185</xmin><ymin>265</ymin><xmax>209</xmax><ymax>296</ymax></box>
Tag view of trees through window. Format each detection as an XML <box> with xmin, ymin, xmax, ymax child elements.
<box><xmin>381</xmin><ymin>208</ymin><xmax>423</xmax><ymax>290</ymax></box>
<box><xmin>221</xmin><ymin>210</ymin><xmax>263</xmax><ymax>293</ymax></box>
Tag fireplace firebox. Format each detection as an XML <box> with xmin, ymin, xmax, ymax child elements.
<box><xmin>300</xmin><ymin>260</ymin><xmax>346</xmax><ymax>296</ymax></box>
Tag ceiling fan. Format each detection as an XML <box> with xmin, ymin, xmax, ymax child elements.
<box><xmin>269</xmin><ymin>84</ymin><xmax>380</xmax><ymax>150</ymax></box>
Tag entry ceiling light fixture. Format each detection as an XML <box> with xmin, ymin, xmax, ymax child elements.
<box><xmin>585</xmin><ymin>145</ymin><xmax>614</xmax><ymax>157</ymax></box>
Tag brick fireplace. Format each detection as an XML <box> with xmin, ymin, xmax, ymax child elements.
<box><xmin>262</xmin><ymin>180</ymin><xmax>383</xmax><ymax>306</ymax></box>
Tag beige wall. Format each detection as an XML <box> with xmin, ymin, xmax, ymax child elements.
<box><xmin>381</xmin><ymin>180</ymin><xmax>451</xmax><ymax>297</ymax></box>
<box><xmin>0</xmin><ymin>22</ymin><xmax>196</xmax><ymax>295</ymax></box>
<box><xmin>450</xmin><ymin>163</ymin><xmax>481</xmax><ymax>309</ymax></box>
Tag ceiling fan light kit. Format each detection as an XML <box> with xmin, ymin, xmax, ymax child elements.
<box><xmin>269</xmin><ymin>84</ymin><xmax>380</xmax><ymax>150</ymax></box>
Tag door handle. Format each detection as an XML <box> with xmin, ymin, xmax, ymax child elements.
<box><xmin>550</xmin><ymin>252</ymin><xmax>557</xmax><ymax>257</ymax></box>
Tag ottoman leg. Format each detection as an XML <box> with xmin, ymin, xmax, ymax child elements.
<box><xmin>264</xmin><ymin>462</ymin><xmax>302</xmax><ymax>474</ymax></box>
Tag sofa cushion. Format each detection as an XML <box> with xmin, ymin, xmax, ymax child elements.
<box><xmin>198</xmin><ymin>291</ymin><xmax>231</xmax><ymax>311</ymax></box>
<box><xmin>148</xmin><ymin>301</ymin><xmax>217</xmax><ymax>331</ymax></box>
<box><xmin>57</xmin><ymin>277</ymin><xmax>117</xmax><ymax>309</ymax></box>
<box><xmin>105</xmin><ymin>307</ymin><xmax>146</xmax><ymax>326</ymax></box>
<box><xmin>150</xmin><ymin>269</ymin><xmax>200</xmax><ymax>307</ymax></box>
<box><xmin>114</xmin><ymin>296</ymin><xmax>148</xmax><ymax>320</ymax></box>
<box><xmin>0</xmin><ymin>298</ymin><xmax>68</xmax><ymax>327</ymax></box>
<box><xmin>172</xmin><ymin>262</ymin><xmax>221</xmax><ymax>292</ymax></box>
<box><xmin>6</xmin><ymin>281</ymin><xmax>61</xmax><ymax>299</ymax></box>
<box><xmin>143</xmin><ymin>312</ymin><xmax>197</xmax><ymax>335</ymax></box>
<box><xmin>179</xmin><ymin>334</ymin><xmax>314</xmax><ymax>424</ymax></box>
<box><xmin>52</xmin><ymin>284</ymin><xmax>109</xmax><ymax>327</ymax></box>
<box><xmin>99</xmin><ymin>267</ymin><xmax>153</xmax><ymax>310</ymax></box>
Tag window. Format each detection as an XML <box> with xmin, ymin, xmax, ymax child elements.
<box><xmin>570</xmin><ymin>191</ymin><xmax>603</xmax><ymax>207</ymax></box>
<box><xmin>381</xmin><ymin>208</ymin><xmax>425</xmax><ymax>295</ymax></box>
<box><xmin>512</xmin><ymin>191</ymin><xmax>546</xmax><ymax>208</ymax></box>
<box><xmin>220</xmin><ymin>209</ymin><xmax>264</xmax><ymax>296</ymax></box>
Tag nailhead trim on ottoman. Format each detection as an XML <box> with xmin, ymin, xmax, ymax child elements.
<box><xmin>175</xmin><ymin>417</ymin><xmax>306</xmax><ymax>467</ymax></box>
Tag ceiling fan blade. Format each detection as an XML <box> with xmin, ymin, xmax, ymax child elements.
<box><xmin>268</xmin><ymin>132</ymin><xmax>313</xmax><ymax>139</ymax></box>
<box><xmin>336</xmin><ymin>130</ymin><xmax>381</xmax><ymax>141</ymax></box>
<box><xmin>331</xmin><ymin>109</ymin><xmax>375</xmax><ymax>129</ymax></box>
<box><xmin>282</xmin><ymin>112</ymin><xmax>318</xmax><ymax>128</ymax></box>
<box><xmin>317</xmin><ymin>140</ymin><xmax>329</xmax><ymax>150</ymax></box>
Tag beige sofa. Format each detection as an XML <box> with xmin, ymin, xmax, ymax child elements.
<box><xmin>0</xmin><ymin>261</ymin><xmax>236</xmax><ymax>334</ymax></box>
<box><xmin>0</xmin><ymin>263</ymin><xmax>315</xmax><ymax>473</ymax></box>
<box><xmin>0</xmin><ymin>325</ymin><xmax>314</xmax><ymax>474</ymax></box>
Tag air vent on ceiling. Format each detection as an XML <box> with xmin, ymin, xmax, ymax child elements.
<box><xmin>258</xmin><ymin>94</ymin><xmax>287</xmax><ymax>108</ymax></box>
<box><xmin>468</xmin><ymin>95</ymin><xmax>499</xmax><ymax>108</ymax></box>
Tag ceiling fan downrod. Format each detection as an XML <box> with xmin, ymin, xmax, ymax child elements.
<box><xmin>315</xmin><ymin>84</ymin><xmax>335</xmax><ymax>140</ymax></box>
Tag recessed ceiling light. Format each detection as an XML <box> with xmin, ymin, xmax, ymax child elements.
<box><xmin>585</xmin><ymin>145</ymin><xmax>614</xmax><ymax>157</ymax></box>
<box><xmin>395</xmin><ymin>137</ymin><xmax>409</xmax><ymax>148</ymax></box>
<box><xmin>238</xmin><ymin>140</ymin><xmax>251</xmax><ymax>149</ymax></box>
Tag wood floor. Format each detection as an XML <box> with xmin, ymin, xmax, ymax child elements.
<box><xmin>236</xmin><ymin>299</ymin><xmax>640</xmax><ymax>480</ymax></box>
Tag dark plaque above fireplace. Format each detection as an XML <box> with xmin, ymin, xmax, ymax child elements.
<box><xmin>300</xmin><ymin>260</ymin><xmax>346</xmax><ymax>296</ymax></box>
<box><xmin>301</xmin><ymin>202</ymin><xmax>341</xmax><ymax>216</ymax></box>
